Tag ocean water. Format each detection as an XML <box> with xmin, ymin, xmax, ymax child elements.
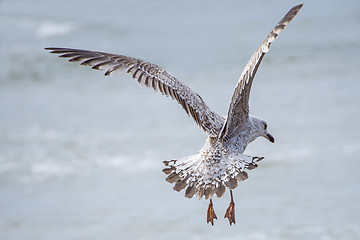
<box><xmin>1</xmin><ymin>0</ymin><xmax>360</xmax><ymax>239</ymax></box>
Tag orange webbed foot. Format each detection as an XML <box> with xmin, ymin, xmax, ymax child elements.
<box><xmin>224</xmin><ymin>190</ymin><xmax>236</xmax><ymax>225</ymax></box>
<box><xmin>207</xmin><ymin>199</ymin><xmax>217</xmax><ymax>225</ymax></box>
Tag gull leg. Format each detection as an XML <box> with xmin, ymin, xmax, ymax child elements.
<box><xmin>207</xmin><ymin>199</ymin><xmax>217</xmax><ymax>225</ymax></box>
<box><xmin>224</xmin><ymin>190</ymin><xmax>236</xmax><ymax>225</ymax></box>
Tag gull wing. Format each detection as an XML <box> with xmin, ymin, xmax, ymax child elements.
<box><xmin>219</xmin><ymin>4</ymin><xmax>303</xmax><ymax>141</ymax></box>
<box><xmin>45</xmin><ymin>48</ymin><xmax>224</xmax><ymax>136</ymax></box>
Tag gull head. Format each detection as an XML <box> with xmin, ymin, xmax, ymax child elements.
<box><xmin>249</xmin><ymin>117</ymin><xmax>275</xmax><ymax>144</ymax></box>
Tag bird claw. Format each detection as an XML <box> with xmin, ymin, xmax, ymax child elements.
<box><xmin>207</xmin><ymin>199</ymin><xmax>217</xmax><ymax>225</ymax></box>
<box><xmin>224</xmin><ymin>201</ymin><xmax>236</xmax><ymax>225</ymax></box>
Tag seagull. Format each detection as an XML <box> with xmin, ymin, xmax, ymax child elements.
<box><xmin>45</xmin><ymin>4</ymin><xmax>303</xmax><ymax>225</ymax></box>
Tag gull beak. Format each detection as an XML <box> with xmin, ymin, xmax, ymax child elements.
<box><xmin>265</xmin><ymin>132</ymin><xmax>275</xmax><ymax>143</ymax></box>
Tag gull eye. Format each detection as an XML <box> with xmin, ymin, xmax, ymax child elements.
<box><xmin>264</xmin><ymin>123</ymin><xmax>267</xmax><ymax>129</ymax></box>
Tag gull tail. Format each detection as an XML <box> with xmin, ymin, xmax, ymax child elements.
<box><xmin>163</xmin><ymin>153</ymin><xmax>264</xmax><ymax>200</ymax></box>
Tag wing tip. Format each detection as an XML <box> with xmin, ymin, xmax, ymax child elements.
<box><xmin>45</xmin><ymin>47</ymin><xmax>73</xmax><ymax>54</ymax></box>
<box><xmin>44</xmin><ymin>47</ymin><xmax>60</xmax><ymax>53</ymax></box>
<box><xmin>287</xmin><ymin>4</ymin><xmax>304</xmax><ymax>18</ymax></box>
<box><xmin>294</xmin><ymin>3</ymin><xmax>304</xmax><ymax>9</ymax></box>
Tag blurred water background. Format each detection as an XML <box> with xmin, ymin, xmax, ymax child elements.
<box><xmin>1</xmin><ymin>0</ymin><xmax>360</xmax><ymax>239</ymax></box>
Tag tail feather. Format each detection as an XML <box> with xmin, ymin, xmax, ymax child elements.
<box><xmin>185</xmin><ymin>184</ymin><xmax>196</xmax><ymax>198</ymax></box>
<box><xmin>216</xmin><ymin>183</ymin><xmax>226</xmax><ymax>198</ymax></box>
<box><xmin>173</xmin><ymin>175</ymin><xmax>189</xmax><ymax>192</ymax></box>
<box><xmin>163</xmin><ymin>153</ymin><xmax>263</xmax><ymax>200</ymax></box>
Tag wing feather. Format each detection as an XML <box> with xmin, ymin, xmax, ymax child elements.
<box><xmin>219</xmin><ymin>4</ymin><xmax>303</xmax><ymax>141</ymax></box>
<box><xmin>45</xmin><ymin>47</ymin><xmax>224</xmax><ymax>136</ymax></box>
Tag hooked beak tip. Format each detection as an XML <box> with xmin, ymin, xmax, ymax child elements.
<box><xmin>266</xmin><ymin>133</ymin><xmax>275</xmax><ymax>143</ymax></box>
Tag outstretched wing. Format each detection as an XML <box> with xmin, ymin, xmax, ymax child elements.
<box><xmin>45</xmin><ymin>48</ymin><xmax>224</xmax><ymax>136</ymax></box>
<box><xmin>219</xmin><ymin>4</ymin><xmax>303</xmax><ymax>141</ymax></box>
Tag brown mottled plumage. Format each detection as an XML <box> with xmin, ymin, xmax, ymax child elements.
<box><xmin>45</xmin><ymin>4</ymin><xmax>303</xmax><ymax>225</ymax></box>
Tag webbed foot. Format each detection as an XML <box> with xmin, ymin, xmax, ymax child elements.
<box><xmin>207</xmin><ymin>199</ymin><xmax>217</xmax><ymax>225</ymax></box>
<box><xmin>224</xmin><ymin>190</ymin><xmax>236</xmax><ymax>225</ymax></box>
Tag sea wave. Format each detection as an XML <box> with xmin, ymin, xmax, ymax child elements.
<box><xmin>36</xmin><ymin>22</ymin><xmax>77</xmax><ymax>38</ymax></box>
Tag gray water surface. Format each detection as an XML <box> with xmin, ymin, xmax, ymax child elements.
<box><xmin>1</xmin><ymin>0</ymin><xmax>360</xmax><ymax>239</ymax></box>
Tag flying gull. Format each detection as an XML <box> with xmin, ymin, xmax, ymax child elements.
<box><xmin>45</xmin><ymin>4</ymin><xmax>303</xmax><ymax>225</ymax></box>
